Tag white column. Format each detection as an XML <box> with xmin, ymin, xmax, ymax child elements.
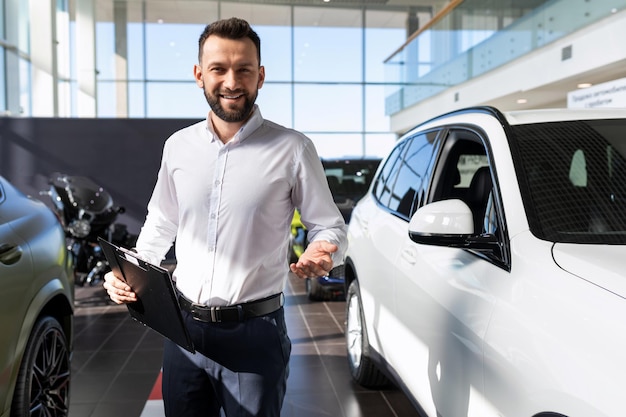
<box><xmin>76</xmin><ymin>0</ymin><xmax>97</xmax><ymax>117</ymax></box>
<box><xmin>30</xmin><ymin>0</ymin><xmax>58</xmax><ymax>116</ymax></box>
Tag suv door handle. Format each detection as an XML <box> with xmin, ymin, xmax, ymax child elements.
<box><xmin>400</xmin><ymin>247</ymin><xmax>417</xmax><ymax>264</ymax></box>
<box><xmin>0</xmin><ymin>243</ymin><xmax>23</xmax><ymax>265</ymax></box>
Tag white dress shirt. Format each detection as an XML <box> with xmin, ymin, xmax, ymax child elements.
<box><xmin>135</xmin><ymin>106</ymin><xmax>347</xmax><ymax>306</ymax></box>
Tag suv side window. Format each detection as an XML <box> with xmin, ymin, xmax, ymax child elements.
<box><xmin>373</xmin><ymin>140</ymin><xmax>407</xmax><ymax>207</ymax></box>
<box><xmin>431</xmin><ymin>131</ymin><xmax>493</xmax><ymax>234</ymax></box>
<box><xmin>429</xmin><ymin>130</ymin><xmax>509</xmax><ymax>267</ymax></box>
<box><xmin>388</xmin><ymin>131</ymin><xmax>439</xmax><ymax>219</ymax></box>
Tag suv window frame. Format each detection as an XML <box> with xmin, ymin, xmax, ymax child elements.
<box><xmin>427</xmin><ymin>126</ymin><xmax>511</xmax><ymax>270</ymax></box>
<box><xmin>373</xmin><ymin>129</ymin><xmax>442</xmax><ymax>221</ymax></box>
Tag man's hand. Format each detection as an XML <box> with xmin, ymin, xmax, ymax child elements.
<box><xmin>289</xmin><ymin>240</ymin><xmax>338</xmax><ymax>279</ymax></box>
<box><xmin>103</xmin><ymin>271</ymin><xmax>137</xmax><ymax>304</ymax></box>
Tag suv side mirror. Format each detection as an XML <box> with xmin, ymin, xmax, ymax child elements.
<box><xmin>408</xmin><ymin>199</ymin><xmax>499</xmax><ymax>252</ymax></box>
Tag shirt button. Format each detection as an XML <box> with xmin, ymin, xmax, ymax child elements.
<box><xmin>210</xmin><ymin>214</ymin><xmax>216</xmax><ymax>219</ymax></box>
<box><xmin>215</xmin><ymin>180</ymin><xmax>220</xmax><ymax>186</ymax></box>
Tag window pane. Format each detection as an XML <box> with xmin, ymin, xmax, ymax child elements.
<box><xmin>294</xmin><ymin>84</ymin><xmax>362</xmax><ymax>132</ymax></box>
<box><xmin>128</xmin><ymin>22</ymin><xmax>145</xmax><ymax>80</ymax></box>
<box><xmin>256</xmin><ymin>83</ymin><xmax>293</xmax><ymax>129</ymax></box>
<box><xmin>255</xmin><ymin>25</ymin><xmax>292</xmax><ymax>82</ymax></box>
<box><xmin>220</xmin><ymin>3</ymin><xmax>292</xmax><ymax>82</ymax></box>
<box><xmin>389</xmin><ymin>131</ymin><xmax>437</xmax><ymax>217</ymax></box>
<box><xmin>365</xmin><ymin>85</ymin><xmax>391</xmax><ymax>132</ymax></box>
<box><xmin>373</xmin><ymin>141</ymin><xmax>406</xmax><ymax>207</ymax></box>
<box><xmin>365</xmin><ymin>10</ymin><xmax>406</xmax><ymax>83</ymax></box>
<box><xmin>96</xmin><ymin>22</ymin><xmax>115</xmax><ymax>80</ymax></box>
<box><xmin>364</xmin><ymin>133</ymin><xmax>397</xmax><ymax>158</ymax></box>
<box><xmin>128</xmin><ymin>81</ymin><xmax>145</xmax><ymax>118</ymax></box>
<box><xmin>97</xmin><ymin>80</ymin><xmax>115</xmax><ymax>117</ymax></box>
<box><xmin>294</xmin><ymin>7</ymin><xmax>362</xmax><ymax>82</ymax></box>
<box><xmin>146</xmin><ymin>82</ymin><xmax>207</xmax><ymax>118</ymax></box>
<box><xmin>305</xmin><ymin>133</ymin><xmax>364</xmax><ymax>159</ymax></box>
<box><xmin>145</xmin><ymin>23</ymin><xmax>204</xmax><ymax>80</ymax></box>
<box><xmin>19</xmin><ymin>58</ymin><xmax>31</xmax><ymax>116</ymax></box>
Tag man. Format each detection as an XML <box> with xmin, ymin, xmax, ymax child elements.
<box><xmin>103</xmin><ymin>17</ymin><xmax>346</xmax><ymax>417</ymax></box>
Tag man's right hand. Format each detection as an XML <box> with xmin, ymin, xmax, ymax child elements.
<box><xmin>103</xmin><ymin>271</ymin><xmax>137</xmax><ymax>304</ymax></box>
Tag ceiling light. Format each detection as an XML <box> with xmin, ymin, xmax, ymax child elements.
<box><xmin>577</xmin><ymin>83</ymin><xmax>592</xmax><ymax>89</ymax></box>
<box><xmin>517</xmin><ymin>98</ymin><xmax>527</xmax><ymax>104</ymax></box>
<box><xmin>157</xmin><ymin>19</ymin><xmax>164</xmax><ymax>24</ymax></box>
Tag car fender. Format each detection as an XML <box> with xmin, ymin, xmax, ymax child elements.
<box><xmin>5</xmin><ymin>278</ymin><xmax>73</xmax><ymax>405</ymax></box>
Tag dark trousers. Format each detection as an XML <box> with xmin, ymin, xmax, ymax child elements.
<box><xmin>162</xmin><ymin>308</ymin><xmax>291</xmax><ymax>417</ymax></box>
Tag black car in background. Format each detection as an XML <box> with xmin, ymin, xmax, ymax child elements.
<box><xmin>291</xmin><ymin>157</ymin><xmax>382</xmax><ymax>301</ymax></box>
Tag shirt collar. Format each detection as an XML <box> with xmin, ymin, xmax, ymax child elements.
<box><xmin>205</xmin><ymin>105</ymin><xmax>263</xmax><ymax>145</ymax></box>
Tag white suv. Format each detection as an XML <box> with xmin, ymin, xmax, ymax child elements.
<box><xmin>344</xmin><ymin>106</ymin><xmax>626</xmax><ymax>417</ymax></box>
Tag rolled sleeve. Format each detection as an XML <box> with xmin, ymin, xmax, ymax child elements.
<box><xmin>292</xmin><ymin>140</ymin><xmax>348</xmax><ymax>265</ymax></box>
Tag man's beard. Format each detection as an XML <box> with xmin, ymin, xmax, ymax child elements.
<box><xmin>204</xmin><ymin>88</ymin><xmax>257</xmax><ymax>123</ymax></box>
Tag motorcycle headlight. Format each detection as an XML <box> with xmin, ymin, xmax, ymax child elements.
<box><xmin>68</xmin><ymin>219</ymin><xmax>91</xmax><ymax>238</ymax></box>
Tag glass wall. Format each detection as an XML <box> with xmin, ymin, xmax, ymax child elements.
<box><xmin>0</xmin><ymin>0</ymin><xmax>418</xmax><ymax>157</ymax></box>
<box><xmin>88</xmin><ymin>0</ymin><xmax>408</xmax><ymax>157</ymax></box>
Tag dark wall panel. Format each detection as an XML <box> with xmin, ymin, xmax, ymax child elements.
<box><xmin>0</xmin><ymin>117</ymin><xmax>200</xmax><ymax>234</ymax></box>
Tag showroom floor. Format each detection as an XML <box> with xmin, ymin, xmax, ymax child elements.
<box><xmin>68</xmin><ymin>273</ymin><xmax>421</xmax><ymax>417</ymax></box>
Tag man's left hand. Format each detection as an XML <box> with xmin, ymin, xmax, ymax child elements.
<box><xmin>289</xmin><ymin>240</ymin><xmax>337</xmax><ymax>279</ymax></box>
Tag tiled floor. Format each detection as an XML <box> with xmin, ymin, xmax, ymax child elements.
<box><xmin>69</xmin><ymin>274</ymin><xmax>421</xmax><ymax>417</ymax></box>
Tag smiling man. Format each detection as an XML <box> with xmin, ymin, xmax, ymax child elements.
<box><xmin>103</xmin><ymin>17</ymin><xmax>347</xmax><ymax>417</ymax></box>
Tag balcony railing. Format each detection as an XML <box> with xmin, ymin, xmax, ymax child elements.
<box><xmin>384</xmin><ymin>0</ymin><xmax>626</xmax><ymax>115</ymax></box>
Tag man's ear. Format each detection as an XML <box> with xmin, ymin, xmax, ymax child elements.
<box><xmin>257</xmin><ymin>66</ymin><xmax>265</xmax><ymax>89</ymax></box>
<box><xmin>193</xmin><ymin>64</ymin><xmax>204</xmax><ymax>88</ymax></box>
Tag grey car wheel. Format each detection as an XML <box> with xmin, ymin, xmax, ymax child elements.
<box><xmin>11</xmin><ymin>316</ymin><xmax>70</xmax><ymax>417</ymax></box>
<box><xmin>345</xmin><ymin>280</ymin><xmax>389</xmax><ymax>388</ymax></box>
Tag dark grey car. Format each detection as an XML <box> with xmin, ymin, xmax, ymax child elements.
<box><xmin>0</xmin><ymin>176</ymin><xmax>74</xmax><ymax>417</ymax></box>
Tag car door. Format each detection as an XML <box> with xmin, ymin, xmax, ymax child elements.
<box><xmin>349</xmin><ymin>141</ymin><xmax>409</xmax><ymax>356</ymax></box>
<box><xmin>0</xmin><ymin>187</ymin><xmax>33</xmax><ymax>406</ymax></box>
<box><xmin>393</xmin><ymin>129</ymin><xmax>508</xmax><ymax>417</ymax></box>
<box><xmin>361</xmin><ymin>129</ymin><xmax>442</xmax><ymax>404</ymax></box>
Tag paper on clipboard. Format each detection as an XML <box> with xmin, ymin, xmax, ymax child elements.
<box><xmin>98</xmin><ymin>238</ymin><xmax>195</xmax><ymax>353</ymax></box>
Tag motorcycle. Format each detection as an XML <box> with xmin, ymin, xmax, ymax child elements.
<box><xmin>41</xmin><ymin>173</ymin><xmax>137</xmax><ymax>286</ymax></box>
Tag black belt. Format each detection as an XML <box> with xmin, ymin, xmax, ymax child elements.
<box><xmin>177</xmin><ymin>292</ymin><xmax>284</xmax><ymax>323</ymax></box>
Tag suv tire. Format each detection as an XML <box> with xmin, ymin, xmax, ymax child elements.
<box><xmin>345</xmin><ymin>280</ymin><xmax>389</xmax><ymax>388</ymax></box>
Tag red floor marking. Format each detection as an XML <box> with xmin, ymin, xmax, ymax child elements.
<box><xmin>148</xmin><ymin>371</ymin><xmax>163</xmax><ymax>400</ymax></box>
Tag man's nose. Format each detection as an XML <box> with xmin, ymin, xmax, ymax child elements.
<box><xmin>223</xmin><ymin>70</ymin><xmax>238</xmax><ymax>89</ymax></box>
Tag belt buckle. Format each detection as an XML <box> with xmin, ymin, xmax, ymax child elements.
<box><xmin>210</xmin><ymin>306</ymin><xmax>221</xmax><ymax>323</ymax></box>
<box><xmin>209</xmin><ymin>305</ymin><xmax>244</xmax><ymax>322</ymax></box>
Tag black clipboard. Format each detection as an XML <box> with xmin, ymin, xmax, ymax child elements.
<box><xmin>98</xmin><ymin>238</ymin><xmax>195</xmax><ymax>353</ymax></box>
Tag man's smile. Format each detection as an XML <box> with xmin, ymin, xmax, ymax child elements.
<box><xmin>221</xmin><ymin>93</ymin><xmax>244</xmax><ymax>100</ymax></box>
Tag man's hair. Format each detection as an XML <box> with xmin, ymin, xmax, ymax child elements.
<box><xmin>198</xmin><ymin>17</ymin><xmax>261</xmax><ymax>65</ymax></box>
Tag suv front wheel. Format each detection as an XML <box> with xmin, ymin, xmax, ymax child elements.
<box><xmin>345</xmin><ymin>280</ymin><xmax>389</xmax><ymax>388</ymax></box>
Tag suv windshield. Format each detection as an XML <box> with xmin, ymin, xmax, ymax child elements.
<box><xmin>510</xmin><ymin>118</ymin><xmax>626</xmax><ymax>244</ymax></box>
<box><xmin>322</xmin><ymin>158</ymin><xmax>381</xmax><ymax>223</ymax></box>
